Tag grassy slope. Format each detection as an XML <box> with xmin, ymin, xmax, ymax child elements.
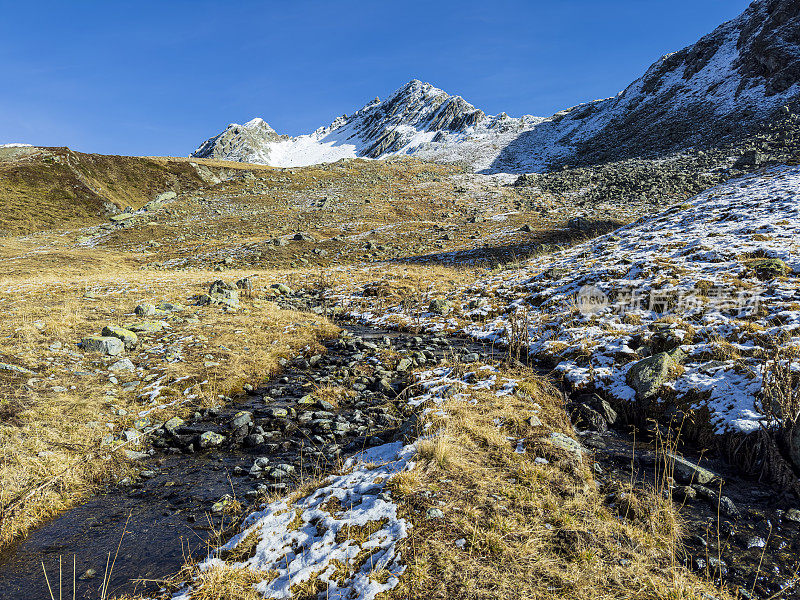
<box><xmin>0</xmin><ymin>147</ymin><xmax>279</xmax><ymax>236</ymax></box>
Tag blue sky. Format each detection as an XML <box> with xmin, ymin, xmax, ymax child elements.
<box><xmin>0</xmin><ymin>0</ymin><xmax>751</xmax><ymax>156</ymax></box>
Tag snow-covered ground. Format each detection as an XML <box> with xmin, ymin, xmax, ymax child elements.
<box><xmin>339</xmin><ymin>167</ymin><xmax>800</xmax><ymax>434</ymax></box>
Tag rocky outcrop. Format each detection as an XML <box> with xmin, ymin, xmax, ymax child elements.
<box><xmin>192</xmin><ymin>118</ymin><xmax>286</xmax><ymax>163</ymax></box>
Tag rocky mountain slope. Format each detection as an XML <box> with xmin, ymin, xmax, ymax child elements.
<box><xmin>193</xmin><ymin>0</ymin><xmax>800</xmax><ymax>173</ymax></box>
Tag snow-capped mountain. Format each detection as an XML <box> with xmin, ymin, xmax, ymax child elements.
<box><xmin>193</xmin><ymin>0</ymin><xmax>800</xmax><ymax>173</ymax></box>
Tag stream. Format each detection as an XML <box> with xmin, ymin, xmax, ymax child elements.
<box><xmin>0</xmin><ymin>323</ymin><xmax>798</xmax><ymax>599</ymax></box>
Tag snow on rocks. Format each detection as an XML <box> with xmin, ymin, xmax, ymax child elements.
<box><xmin>339</xmin><ymin>167</ymin><xmax>800</xmax><ymax>434</ymax></box>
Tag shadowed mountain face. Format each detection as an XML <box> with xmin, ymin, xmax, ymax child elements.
<box><xmin>193</xmin><ymin>0</ymin><xmax>800</xmax><ymax>172</ymax></box>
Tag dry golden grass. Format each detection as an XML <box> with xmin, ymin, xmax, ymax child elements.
<box><xmin>0</xmin><ymin>147</ymin><xmax>212</xmax><ymax>234</ymax></box>
<box><xmin>0</xmin><ymin>262</ymin><xmax>339</xmax><ymax>551</ymax></box>
<box><xmin>387</xmin><ymin>368</ymin><xmax>731</xmax><ymax>600</ymax></box>
<box><xmin>183</xmin><ymin>563</ymin><xmax>273</xmax><ymax>600</ymax></box>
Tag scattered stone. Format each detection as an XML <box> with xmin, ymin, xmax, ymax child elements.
<box><xmin>546</xmin><ymin>432</ymin><xmax>584</xmax><ymax>462</ymax></box>
<box><xmin>752</xmin><ymin>258</ymin><xmax>788</xmax><ymax>281</ymax></box>
<box><xmin>109</xmin><ymin>358</ymin><xmax>135</xmax><ymax>372</ymax></box>
<box><xmin>127</xmin><ymin>321</ymin><xmax>164</xmax><ymax>334</ymax></box>
<box><xmin>428</xmin><ymin>298</ymin><xmax>452</xmax><ymax>315</ymax></box>
<box><xmin>0</xmin><ymin>362</ymin><xmax>35</xmax><ymax>375</ymax></box>
<box><xmin>80</xmin><ymin>336</ymin><xmax>124</xmax><ymax>356</ymax></box>
<box><xmin>199</xmin><ymin>280</ymin><xmax>240</xmax><ymax>308</ymax></box>
<box><xmin>784</xmin><ymin>508</ymin><xmax>800</xmax><ymax>523</ymax></box>
<box><xmin>198</xmin><ymin>431</ymin><xmax>225</xmax><ymax>448</ymax></box>
<box><xmin>123</xmin><ymin>450</ymin><xmax>149</xmax><ymax>461</ymax></box>
<box><xmin>670</xmin><ymin>455</ymin><xmax>717</xmax><ymax>485</ymax></box>
<box><xmin>135</xmin><ymin>303</ymin><xmax>157</xmax><ymax>317</ymax></box>
<box><xmin>164</xmin><ymin>417</ymin><xmax>185</xmax><ymax>434</ymax></box>
<box><xmin>626</xmin><ymin>352</ymin><xmax>678</xmax><ymax>400</ymax></box>
<box><xmin>101</xmin><ymin>325</ymin><xmax>139</xmax><ymax>349</ymax></box>
<box><xmin>426</xmin><ymin>507</ymin><xmax>444</xmax><ymax>519</ymax></box>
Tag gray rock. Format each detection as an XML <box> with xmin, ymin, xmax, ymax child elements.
<box><xmin>428</xmin><ymin>298</ymin><xmax>452</xmax><ymax>315</ymax></box>
<box><xmin>101</xmin><ymin>325</ymin><xmax>138</xmax><ymax>349</ymax></box>
<box><xmin>109</xmin><ymin>358</ymin><xmax>135</xmax><ymax>372</ymax></box>
<box><xmin>0</xmin><ymin>362</ymin><xmax>35</xmax><ymax>375</ymax></box>
<box><xmin>198</xmin><ymin>431</ymin><xmax>225</xmax><ymax>448</ymax></box>
<box><xmin>734</xmin><ymin>149</ymin><xmax>766</xmax><ymax>169</ymax></box>
<box><xmin>426</xmin><ymin>507</ymin><xmax>444</xmax><ymax>519</ymax></box>
<box><xmin>270</xmin><ymin>283</ymin><xmax>292</xmax><ymax>295</ymax></box>
<box><xmin>526</xmin><ymin>415</ymin><xmax>543</xmax><ymax>427</ymax></box>
<box><xmin>203</xmin><ymin>280</ymin><xmax>240</xmax><ymax>308</ymax></box>
<box><xmin>719</xmin><ymin>495</ymin><xmax>740</xmax><ymax>519</ymax></box>
<box><xmin>157</xmin><ymin>301</ymin><xmax>184</xmax><ymax>312</ymax></box>
<box><xmin>785</xmin><ymin>508</ymin><xmax>800</xmax><ymax>523</ymax></box>
<box><xmin>230</xmin><ymin>410</ymin><xmax>253</xmax><ymax>429</ymax></box>
<box><xmin>135</xmin><ymin>303</ymin><xmax>157</xmax><ymax>317</ymax></box>
<box><xmin>127</xmin><ymin>321</ymin><xmax>164</xmax><ymax>334</ymax></box>
<box><xmin>80</xmin><ymin>336</ymin><xmax>124</xmax><ymax>356</ymax></box>
<box><xmin>626</xmin><ymin>352</ymin><xmax>678</xmax><ymax>399</ymax></box>
<box><xmin>546</xmin><ymin>432</ymin><xmax>584</xmax><ymax>462</ymax></box>
<box><xmin>123</xmin><ymin>449</ymin><xmax>149</xmax><ymax>460</ymax></box>
<box><xmin>164</xmin><ymin>416</ymin><xmax>185</xmax><ymax>434</ymax></box>
<box><xmin>155</xmin><ymin>191</ymin><xmax>177</xmax><ymax>203</ymax></box>
<box><xmin>670</xmin><ymin>454</ymin><xmax>717</xmax><ymax>485</ymax></box>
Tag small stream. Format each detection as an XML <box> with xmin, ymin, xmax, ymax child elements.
<box><xmin>0</xmin><ymin>325</ymin><xmax>494</xmax><ymax>599</ymax></box>
<box><xmin>1</xmin><ymin>323</ymin><xmax>798</xmax><ymax>599</ymax></box>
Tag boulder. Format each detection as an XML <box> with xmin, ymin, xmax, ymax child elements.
<box><xmin>546</xmin><ymin>432</ymin><xmax>584</xmax><ymax>462</ymax></box>
<box><xmin>270</xmin><ymin>283</ymin><xmax>292</xmax><ymax>295</ymax></box>
<box><xmin>626</xmin><ymin>352</ymin><xmax>678</xmax><ymax>400</ymax></box>
<box><xmin>570</xmin><ymin>403</ymin><xmax>607</xmax><ymax>433</ymax></box>
<box><xmin>670</xmin><ymin>455</ymin><xmax>717</xmax><ymax>485</ymax></box>
<box><xmin>127</xmin><ymin>321</ymin><xmax>164</xmax><ymax>334</ymax></box>
<box><xmin>101</xmin><ymin>325</ymin><xmax>138</xmax><ymax>349</ymax></box>
<box><xmin>428</xmin><ymin>298</ymin><xmax>452</xmax><ymax>315</ymax></box>
<box><xmin>200</xmin><ymin>280</ymin><xmax>240</xmax><ymax>308</ymax></box>
<box><xmin>110</xmin><ymin>213</ymin><xmax>135</xmax><ymax>223</ymax></box>
<box><xmin>198</xmin><ymin>431</ymin><xmax>225</xmax><ymax>448</ymax></box>
<box><xmin>80</xmin><ymin>336</ymin><xmax>124</xmax><ymax>356</ymax></box>
<box><xmin>752</xmin><ymin>258</ymin><xmax>788</xmax><ymax>281</ymax></box>
<box><xmin>109</xmin><ymin>358</ymin><xmax>135</xmax><ymax>372</ymax></box>
<box><xmin>734</xmin><ymin>150</ymin><xmax>766</xmax><ymax>169</ymax></box>
<box><xmin>135</xmin><ymin>303</ymin><xmax>157</xmax><ymax>317</ymax></box>
<box><xmin>155</xmin><ymin>191</ymin><xmax>177</xmax><ymax>202</ymax></box>
<box><xmin>567</xmin><ymin>216</ymin><xmax>597</xmax><ymax>232</ymax></box>
<box><xmin>164</xmin><ymin>416</ymin><xmax>185</xmax><ymax>435</ymax></box>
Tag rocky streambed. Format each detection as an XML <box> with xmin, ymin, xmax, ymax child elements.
<box><xmin>1</xmin><ymin>321</ymin><xmax>799</xmax><ymax>599</ymax></box>
<box><xmin>0</xmin><ymin>324</ymin><xmax>493</xmax><ymax>599</ymax></box>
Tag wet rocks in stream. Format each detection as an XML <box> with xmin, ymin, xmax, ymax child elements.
<box><xmin>143</xmin><ymin>325</ymin><xmax>490</xmax><ymax>518</ymax></box>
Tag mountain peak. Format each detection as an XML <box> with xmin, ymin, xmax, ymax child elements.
<box><xmin>192</xmin><ymin>0</ymin><xmax>800</xmax><ymax>171</ymax></box>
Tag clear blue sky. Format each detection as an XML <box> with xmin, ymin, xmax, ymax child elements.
<box><xmin>0</xmin><ymin>0</ymin><xmax>752</xmax><ymax>157</ymax></box>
